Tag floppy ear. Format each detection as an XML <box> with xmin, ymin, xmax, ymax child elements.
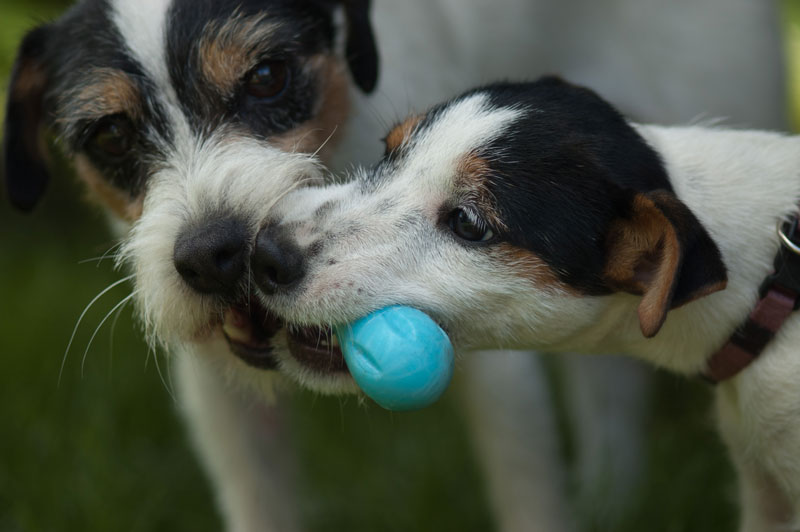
<box><xmin>603</xmin><ymin>190</ymin><xmax>728</xmax><ymax>338</ymax></box>
<box><xmin>341</xmin><ymin>0</ymin><xmax>378</xmax><ymax>93</ymax></box>
<box><xmin>3</xmin><ymin>25</ymin><xmax>53</xmax><ymax>211</ymax></box>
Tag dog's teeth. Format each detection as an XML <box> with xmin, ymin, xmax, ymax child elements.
<box><xmin>223</xmin><ymin>311</ymin><xmax>252</xmax><ymax>342</ymax></box>
<box><xmin>331</xmin><ymin>334</ymin><xmax>340</xmax><ymax>347</ymax></box>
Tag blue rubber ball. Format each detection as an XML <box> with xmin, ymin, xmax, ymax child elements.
<box><xmin>335</xmin><ymin>306</ymin><xmax>455</xmax><ymax>411</ymax></box>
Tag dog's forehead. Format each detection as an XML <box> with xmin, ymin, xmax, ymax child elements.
<box><xmin>50</xmin><ymin>0</ymin><xmax>335</xmax><ymax>135</ymax></box>
<box><xmin>110</xmin><ymin>0</ymin><xmax>331</xmax><ymax>77</ymax></box>
<box><xmin>366</xmin><ymin>79</ymin><xmax>676</xmax><ymax>295</ymax></box>
<box><xmin>373</xmin><ymin>94</ymin><xmax>522</xmax><ymax>198</ymax></box>
<box><xmin>110</xmin><ymin>0</ymin><xmax>333</xmax><ymax>126</ymax></box>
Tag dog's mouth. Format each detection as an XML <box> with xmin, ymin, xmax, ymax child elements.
<box><xmin>221</xmin><ymin>298</ymin><xmax>347</xmax><ymax>374</ymax></box>
<box><xmin>222</xmin><ymin>299</ymin><xmax>282</xmax><ymax>370</ymax></box>
<box><xmin>285</xmin><ymin>324</ymin><xmax>348</xmax><ymax>373</ymax></box>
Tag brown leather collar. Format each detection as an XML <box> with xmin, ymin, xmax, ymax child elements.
<box><xmin>704</xmin><ymin>217</ymin><xmax>800</xmax><ymax>383</ymax></box>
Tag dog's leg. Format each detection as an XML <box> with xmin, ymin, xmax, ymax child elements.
<box><xmin>174</xmin><ymin>348</ymin><xmax>299</xmax><ymax>532</ymax></box>
<box><xmin>734</xmin><ymin>464</ymin><xmax>796</xmax><ymax>532</ymax></box>
<box><xmin>715</xmin><ymin>326</ymin><xmax>800</xmax><ymax>532</ymax></box>
<box><xmin>560</xmin><ymin>354</ymin><xmax>651</xmax><ymax>525</ymax></box>
<box><xmin>717</xmin><ymin>399</ymin><xmax>799</xmax><ymax>532</ymax></box>
<box><xmin>459</xmin><ymin>350</ymin><xmax>573</xmax><ymax>532</ymax></box>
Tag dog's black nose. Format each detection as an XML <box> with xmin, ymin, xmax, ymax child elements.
<box><xmin>252</xmin><ymin>226</ymin><xmax>305</xmax><ymax>295</ymax></box>
<box><xmin>173</xmin><ymin>218</ymin><xmax>248</xmax><ymax>296</ymax></box>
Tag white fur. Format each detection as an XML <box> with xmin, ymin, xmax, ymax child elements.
<box><xmin>111</xmin><ymin>0</ymin><xmax>172</xmax><ymax>87</ymax></box>
<box><xmin>111</xmin><ymin>0</ymin><xmax>191</xmax><ymax>141</ymax></box>
<box><xmin>119</xmin><ymin>133</ymin><xmax>321</xmax><ymax>347</ymax></box>
<box><xmin>398</xmin><ymin>94</ymin><xmax>523</xmax><ymax>191</ymax></box>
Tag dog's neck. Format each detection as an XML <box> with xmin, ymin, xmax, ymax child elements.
<box><xmin>560</xmin><ymin>125</ymin><xmax>800</xmax><ymax>375</ymax></box>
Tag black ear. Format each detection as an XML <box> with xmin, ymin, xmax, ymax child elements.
<box><xmin>603</xmin><ymin>190</ymin><xmax>728</xmax><ymax>337</ymax></box>
<box><xmin>342</xmin><ymin>0</ymin><xmax>378</xmax><ymax>93</ymax></box>
<box><xmin>3</xmin><ymin>25</ymin><xmax>53</xmax><ymax>211</ymax></box>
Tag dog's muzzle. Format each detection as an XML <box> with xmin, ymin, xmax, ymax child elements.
<box><xmin>171</xmin><ymin>217</ymin><xmax>346</xmax><ymax>375</ymax></box>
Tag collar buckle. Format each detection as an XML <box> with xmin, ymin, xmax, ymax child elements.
<box><xmin>758</xmin><ymin>219</ymin><xmax>800</xmax><ymax>308</ymax></box>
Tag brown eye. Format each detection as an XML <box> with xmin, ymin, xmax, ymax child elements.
<box><xmin>449</xmin><ymin>209</ymin><xmax>495</xmax><ymax>242</ymax></box>
<box><xmin>244</xmin><ymin>60</ymin><xmax>290</xmax><ymax>101</ymax></box>
<box><xmin>86</xmin><ymin>115</ymin><xmax>134</xmax><ymax>162</ymax></box>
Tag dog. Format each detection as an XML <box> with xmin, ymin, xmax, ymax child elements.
<box><xmin>3</xmin><ymin>0</ymin><xmax>379</xmax><ymax>529</ymax></box>
<box><xmin>253</xmin><ymin>77</ymin><xmax>800</xmax><ymax>532</ymax></box>
<box><xmin>3</xmin><ymin>0</ymin><xmax>789</xmax><ymax>530</ymax></box>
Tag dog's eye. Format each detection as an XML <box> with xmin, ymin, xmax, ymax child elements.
<box><xmin>86</xmin><ymin>115</ymin><xmax>134</xmax><ymax>162</ymax></box>
<box><xmin>448</xmin><ymin>209</ymin><xmax>495</xmax><ymax>242</ymax></box>
<box><xmin>244</xmin><ymin>60</ymin><xmax>290</xmax><ymax>101</ymax></box>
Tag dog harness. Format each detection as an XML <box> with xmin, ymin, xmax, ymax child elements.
<box><xmin>704</xmin><ymin>216</ymin><xmax>800</xmax><ymax>383</ymax></box>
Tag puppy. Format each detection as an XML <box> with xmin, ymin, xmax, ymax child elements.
<box><xmin>254</xmin><ymin>77</ymin><xmax>800</xmax><ymax>532</ymax></box>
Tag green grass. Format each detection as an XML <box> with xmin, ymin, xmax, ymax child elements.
<box><xmin>4</xmin><ymin>1</ymin><xmax>792</xmax><ymax>530</ymax></box>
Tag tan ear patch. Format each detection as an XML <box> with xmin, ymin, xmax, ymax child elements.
<box><xmin>604</xmin><ymin>194</ymin><xmax>681</xmax><ymax>338</ymax></box>
<box><xmin>74</xmin><ymin>154</ymin><xmax>143</xmax><ymax>221</ymax></box>
<box><xmin>9</xmin><ymin>57</ymin><xmax>50</xmax><ymax>171</ymax></box>
<box><xmin>384</xmin><ymin>114</ymin><xmax>423</xmax><ymax>153</ymax></box>
<box><xmin>10</xmin><ymin>57</ymin><xmax>47</xmax><ymax>100</ymax></box>
<box><xmin>268</xmin><ymin>55</ymin><xmax>350</xmax><ymax>162</ymax></box>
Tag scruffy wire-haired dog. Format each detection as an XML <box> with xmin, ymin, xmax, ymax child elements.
<box><xmin>4</xmin><ymin>0</ymin><xmax>377</xmax><ymax>529</ymax></box>
<box><xmin>254</xmin><ymin>78</ymin><xmax>800</xmax><ymax>532</ymax></box>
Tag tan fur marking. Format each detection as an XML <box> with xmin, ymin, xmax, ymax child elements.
<box><xmin>384</xmin><ymin>114</ymin><xmax>423</xmax><ymax>153</ymax></box>
<box><xmin>604</xmin><ymin>194</ymin><xmax>681</xmax><ymax>338</ymax></box>
<box><xmin>269</xmin><ymin>55</ymin><xmax>350</xmax><ymax>163</ymax></box>
<box><xmin>198</xmin><ymin>14</ymin><xmax>278</xmax><ymax>97</ymax></box>
<box><xmin>10</xmin><ymin>59</ymin><xmax>47</xmax><ymax>100</ymax></box>
<box><xmin>492</xmin><ymin>243</ymin><xmax>570</xmax><ymax>291</ymax></box>
<box><xmin>74</xmin><ymin>155</ymin><xmax>143</xmax><ymax>221</ymax></box>
<box><xmin>58</xmin><ymin>68</ymin><xmax>141</xmax><ymax>125</ymax></box>
<box><xmin>10</xmin><ymin>59</ymin><xmax>50</xmax><ymax>170</ymax></box>
<box><xmin>455</xmin><ymin>153</ymin><xmax>506</xmax><ymax>231</ymax></box>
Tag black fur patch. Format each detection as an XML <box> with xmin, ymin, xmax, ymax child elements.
<box><xmin>165</xmin><ymin>0</ymin><xmax>336</xmax><ymax>137</ymax></box>
<box><xmin>3</xmin><ymin>0</ymin><xmax>172</xmax><ymax>200</ymax></box>
<box><xmin>370</xmin><ymin>77</ymin><xmax>681</xmax><ymax>293</ymax></box>
<box><xmin>3</xmin><ymin>25</ymin><xmax>52</xmax><ymax>210</ymax></box>
<box><xmin>4</xmin><ymin>0</ymin><xmax>377</xmax><ymax>207</ymax></box>
<box><xmin>472</xmin><ymin>78</ymin><xmax>674</xmax><ymax>293</ymax></box>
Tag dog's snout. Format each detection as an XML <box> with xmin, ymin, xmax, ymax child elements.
<box><xmin>173</xmin><ymin>218</ymin><xmax>248</xmax><ymax>296</ymax></box>
<box><xmin>252</xmin><ymin>226</ymin><xmax>305</xmax><ymax>295</ymax></box>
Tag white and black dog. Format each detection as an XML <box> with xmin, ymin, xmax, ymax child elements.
<box><xmin>255</xmin><ymin>77</ymin><xmax>800</xmax><ymax>531</ymax></box>
<box><xmin>3</xmin><ymin>0</ymin><xmax>789</xmax><ymax>530</ymax></box>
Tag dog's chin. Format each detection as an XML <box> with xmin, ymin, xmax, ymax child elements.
<box><xmin>217</xmin><ymin>297</ymin><xmax>359</xmax><ymax>396</ymax></box>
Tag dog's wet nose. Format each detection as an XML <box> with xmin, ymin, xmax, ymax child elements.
<box><xmin>173</xmin><ymin>218</ymin><xmax>248</xmax><ymax>296</ymax></box>
<box><xmin>252</xmin><ymin>225</ymin><xmax>305</xmax><ymax>295</ymax></box>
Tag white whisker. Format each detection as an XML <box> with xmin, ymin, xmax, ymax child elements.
<box><xmin>152</xmin><ymin>343</ymin><xmax>176</xmax><ymax>402</ymax></box>
<box><xmin>81</xmin><ymin>292</ymin><xmax>136</xmax><ymax>378</ymax></box>
<box><xmin>311</xmin><ymin>125</ymin><xmax>339</xmax><ymax>159</ymax></box>
<box><xmin>78</xmin><ymin>241</ymin><xmax>125</xmax><ymax>267</ymax></box>
<box><xmin>59</xmin><ymin>275</ymin><xmax>134</xmax><ymax>387</ymax></box>
<box><xmin>107</xmin><ymin>295</ymin><xmax>128</xmax><ymax>381</ymax></box>
<box><xmin>77</xmin><ymin>254</ymin><xmax>123</xmax><ymax>265</ymax></box>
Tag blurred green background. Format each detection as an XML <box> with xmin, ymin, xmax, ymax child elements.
<box><xmin>1</xmin><ymin>2</ymin><xmax>798</xmax><ymax>531</ymax></box>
